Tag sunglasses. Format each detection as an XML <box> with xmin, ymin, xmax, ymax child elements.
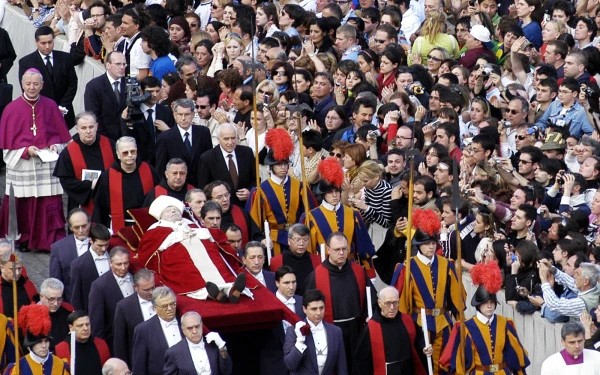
<box><xmin>275</xmin><ymin>71</ymin><xmax>286</xmax><ymax>76</ymax></box>
<box><xmin>516</xmin><ymin>135</ymin><xmax>527</xmax><ymax>140</ymax></box>
<box><xmin>427</xmin><ymin>55</ymin><xmax>442</xmax><ymax>62</ymax></box>
<box><xmin>212</xmin><ymin>4</ymin><xmax>220</xmax><ymax>9</ymax></box>
<box><xmin>196</xmin><ymin>104</ymin><xmax>209</xmax><ymax>110</ymax></box>
<box><xmin>506</xmin><ymin>109</ymin><xmax>521</xmax><ymax>115</ymax></box>
<box><xmin>258</xmin><ymin>89</ymin><xmax>272</xmax><ymax>95</ymax></box>
<box><xmin>189</xmin><ymin>23</ymin><xmax>198</xmax><ymax>27</ymax></box>
<box><xmin>374</xmin><ymin>38</ymin><xmax>387</xmax><ymax>44</ymax></box>
<box><xmin>329</xmin><ymin>152</ymin><xmax>343</xmax><ymax>158</ymax></box>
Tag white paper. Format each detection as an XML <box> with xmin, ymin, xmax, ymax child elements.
<box><xmin>36</xmin><ymin>149</ymin><xmax>59</xmax><ymax>162</ymax></box>
<box><xmin>81</xmin><ymin>169</ymin><xmax>102</xmax><ymax>181</ymax></box>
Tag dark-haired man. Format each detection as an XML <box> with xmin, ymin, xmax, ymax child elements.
<box><xmin>121</xmin><ymin>5</ymin><xmax>152</xmax><ymax>80</ymax></box>
<box><xmin>143</xmin><ymin>158</ymin><xmax>193</xmax><ymax>206</ymax></box>
<box><xmin>19</xmin><ymin>26</ymin><xmax>78</xmax><ymax>128</ymax></box>
<box><xmin>386</xmin><ymin>149</ymin><xmax>405</xmax><ymax>187</ymax></box>
<box><xmin>544</xmin><ymin>40</ymin><xmax>567</xmax><ymax>79</ymax></box>
<box><xmin>334</xmin><ymin>97</ymin><xmax>376</xmax><ymax>143</ymax></box>
<box><xmin>313</xmin><ymin>72</ymin><xmax>336</xmax><ymax>128</ymax></box>
<box><xmin>435</xmin><ymin>122</ymin><xmax>462</xmax><ymax>162</ymax></box>
<box><xmin>140</xmin><ymin>25</ymin><xmax>177</xmax><ymax>82</ymax></box>
<box><xmin>508</xmin><ymin>204</ymin><xmax>538</xmax><ymax>248</ymax></box>
<box><xmin>70</xmin><ymin>1</ymin><xmax>111</xmax><ymax>66</ymax></box>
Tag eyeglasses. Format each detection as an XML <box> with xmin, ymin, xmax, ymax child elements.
<box><xmin>381</xmin><ymin>300</ymin><xmax>399</xmax><ymax>308</ymax></box>
<box><xmin>120</xmin><ymin>150</ymin><xmax>137</xmax><ymax>156</ymax></box>
<box><xmin>329</xmin><ymin>152</ymin><xmax>343</xmax><ymax>158</ymax></box>
<box><xmin>427</xmin><ymin>55</ymin><xmax>442</xmax><ymax>62</ymax></box>
<box><xmin>155</xmin><ymin>302</ymin><xmax>177</xmax><ymax>310</ymax></box>
<box><xmin>516</xmin><ymin>135</ymin><xmax>527</xmax><ymax>140</ymax></box>
<box><xmin>213</xmin><ymin>193</ymin><xmax>231</xmax><ymax>201</ymax></box>
<box><xmin>212</xmin><ymin>4</ymin><xmax>220</xmax><ymax>9</ymax></box>
<box><xmin>43</xmin><ymin>295</ymin><xmax>63</xmax><ymax>303</ymax></box>
<box><xmin>189</xmin><ymin>23</ymin><xmax>198</xmax><ymax>27</ymax></box>
<box><xmin>258</xmin><ymin>89</ymin><xmax>273</xmax><ymax>95</ymax></box>
<box><xmin>196</xmin><ymin>105</ymin><xmax>209</xmax><ymax>110</ymax></box>
<box><xmin>290</xmin><ymin>237</ymin><xmax>309</xmax><ymax>244</ymax></box>
<box><xmin>374</xmin><ymin>38</ymin><xmax>388</xmax><ymax>44</ymax></box>
<box><xmin>275</xmin><ymin>71</ymin><xmax>286</xmax><ymax>76</ymax></box>
<box><xmin>506</xmin><ymin>109</ymin><xmax>522</xmax><ymax>115</ymax></box>
<box><xmin>558</xmin><ymin>89</ymin><xmax>573</xmax><ymax>95</ymax></box>
<box><xmin>518</xmin><ymin>159</ymin><xmax>533</xmax><ymax>164</ymax></box>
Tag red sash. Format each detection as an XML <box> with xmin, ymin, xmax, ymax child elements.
<box><xmin>55</xmin><ymin>337</ymin><xmax>111</xmax><ymax>366</ymax></box>
<box><xmin>67</xmin><ymin>136</ymin><xmax>114</xmax><ymax>215</ymax></box>
<box><xmin>155</xmin><ymin>184</ymin><xmax>195</xmax><ymax>198</ymax></box>
<box><xmin>0</xmin><ymin>279</ymin><xmax>38</xmax><ymax>315</ymax></box>
<box><xmin>230</xmin><ymin>205</ymin><xmax>249</xmax><ymax>247</ymax></box>
<box><xmin>368</xmin><ymin>314</ymin><xmax>424</xmax><ymax>375</ymax></box>
<box><xmin>315</xmin><ymin>263</ymin><xmax>365</xmax><ymax>324</ymax></box>
<box><xmin>109</xmin><ymin>162</ymin><xmax>154</xmax><ymax>233</ymax></box>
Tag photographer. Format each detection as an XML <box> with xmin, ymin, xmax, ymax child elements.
<box><xmin>506</xmin><ymin>240</ymin><xmax>543</xmax><ymax>314</ymax></box>
<box><xmin>472</xmin><ymin>63</ymin><xmax>502</xmax><ymax>103</ymax></box>
<box><xmin>545</xmin><ymin>171</ymin><xmax>590</xmax><ymax>217</ymax></box>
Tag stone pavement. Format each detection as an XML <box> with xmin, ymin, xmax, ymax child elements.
<box><xmin>0</xmin><ymin>172</ymin><xmax>52</xmax><ymax>289</ymax></box>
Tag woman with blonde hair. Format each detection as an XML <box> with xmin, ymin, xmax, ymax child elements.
<box><xmin>207</xmin><ymin>32</ymin><xmax>246</xmax><ymax>76</ymax></box>
<box><xmin>256</xmin><ymin>80</ymin><xmax>280</xmax><ymax>111</ymax></box>
<box><xmin>540</xmin><ymin>20</ymin><xmax>566</xmax><ymax>58</ymax></box>
<box><xmin>349</xmin><ymin>160</ymin><xmax>393</xmax><ymax>248</ymax></box>
<box><xmin>410</xmin><ymin>9</ymin><xmax>460</xmax><ymax>66</ymax></box>
<box><xmin>467</xmin><ymin>98</ymin><xmax>491</xmax><ymax>136</ymax></box>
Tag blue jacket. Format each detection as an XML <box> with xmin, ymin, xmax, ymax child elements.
<box><xmin>534</xmin><ymin>100</ymin><xmax>594</xmax><ymax>137</ymax></box>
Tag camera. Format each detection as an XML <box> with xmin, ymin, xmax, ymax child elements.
<box><xmin>429</xmin><ymin>119</ymin><xmax>440</xmax><ymax>129</ymax></box>
<box><xmin>368</xmin><ymin>130</ymin><xmax>381</xmax><ymax>138</ymax></box>
<box><xmin>407</xmin><ymin>82</ymin><xmax>424</xmax><ymax>95</ymax></box>
<box><xmin>125</xmin><ymin>76</ymin><xmax>151</xmax><ymax>126</ymax></box>
<box><xmin>557</xmin><ymin>171</ymin><xmax>571</xmax><ymax>185</ymax></box>
<box><xmin>584</xmin><ymin>86</ymin><xmax>594</xmax><ymax>97</ymax></box>
<box><xmin>481</xmin><ymin>67</ymin><xmax>493</xmax><ymax>78</ymax></box>
<box><xmin>263</xmin><ymin>94</ymin><xmax>270</xmax><ymax>105</ymax></box>
<box><xmin>469</xmin><ymin>0</ymin><xmax>476</xmax><ymax>6</ymax></box>
<box><xmin>501</xmin><ymin>120</ymin><xmax>512</xmax><ymax>128</ymax></box>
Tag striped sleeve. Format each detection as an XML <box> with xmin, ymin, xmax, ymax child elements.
<box><xmin>541</xmin><ymin>283</ymin><xmax>586</xmax><ymax>317</ymax></box>
<box><xmin>360</xmin><ymin>181</ymin><xmax>392</xmax><ymax>228</ymax></box>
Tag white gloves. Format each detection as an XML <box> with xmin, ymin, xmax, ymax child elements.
<box><xmin>205</xmin><ymin>332</ymin><xmax>226</xmax><ymax>349</ymax></box>
<box><xmin>295</xmin><ymin>321</ymin><xmax>307</xmax><ymax>344</ymax></box>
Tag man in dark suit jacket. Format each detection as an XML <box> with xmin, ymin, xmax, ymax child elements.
<box><xmin>69</xmin><ymin>224</ymin><xmax>112</xmax><ymax>311</ymax></box>
<box><xmin>49</xmin><ymin>209</ymin><xmax>91</xmax><ymax>303</ymax></box>
<box><xmin>123</xmin><ymin>76</ymin><xmax>175</xmax><ymax>162</ymax></box>
<box><xmin>18</xmin><ymin>26</ymin><xmax>78</xmax><ymax>128</ymax></box>
<box><xmin>164</xmin><ymin>311</ymin><xmax>233</xmax><ymax>375</ymax></box>
<box><xmin>261</xmin><ymin>266</ymin><xmax>306</xmax><ymax>375</ymax></box>
<box><xmin>84</xmin><ymin>51</ymin><xmax>127</xmax><ymax>141</ymax></box>
<box><xmin>113</xmin><ymin>269</ymin><xmax>156</xmax><ymax>367</ymax></box>
<box><xmin>284</xmin><ymin>290</ymin><xmax>347</xmax><ymax>375</ymax></box>
<box><xmin>243</xmin><ymin>242</ymin><xmax>277</xmax><ymax>293</ymax></box>
<box><xmin>89</xmin><ymin>247</ymin><xmax>134</xmax><ymax>354</ymax></box>
<box><xmin>133</xmin><ymin>287</ymin><xmax>182</xmax><ymax>375</ymax></box>
<box><xmin>154</xmin><ymin>98</ymin><xmax>212</xmax><ymax>185</ymax></box>
<box><xmin>196</xmin><ymin>123</ymin><xmax>256</xmax><ymax>207</ymax></box>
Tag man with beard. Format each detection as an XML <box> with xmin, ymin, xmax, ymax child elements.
<box><xmin>385</xmin><ymin>149</ymin><xmax>405</xmax><ymax>187</ymax></box>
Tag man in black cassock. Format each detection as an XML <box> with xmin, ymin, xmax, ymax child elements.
<box><xmin>92</xmin><ymin>136</ymin><xmax>159</xmax><ymax>233</ymax></box>
<box><xmin>53</xmin><ymin>112</ymin><xmax>116</xmax><ymax>214</ymax></box>
<box><xmin>142</xmin><ymin>158</ymin><xmax>192</xmax><ymax>207</ymax></box>
<box><xmin>352</xmin><ymin>287</ymin><xmax>432</xmax><ymax>375</ymax></box>
<box><xmin>39</xmin><ymin>278</ymin><xmax>73</xmax><ymax>352</ymax></box>
<box><xmin>304</xmin><ymin>232</ymin><xmax>377</xmax><ymax>371</ymax></box>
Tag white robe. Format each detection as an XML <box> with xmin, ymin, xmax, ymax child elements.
<box><xmin>540</xmin><ymin>349</ymin><xmax>600</xmax><ymax>375</ymax></box>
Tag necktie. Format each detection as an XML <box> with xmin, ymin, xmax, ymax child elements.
<box><xmin>228</xmin><ymin>154</ymin><xmax>239</xmax><ymax>189</ymax></box>
<box><xmin>45</xmin><ymin>55</ymin><xmax>53</xmax><ymax>77</ymax></box>
<box><xmin>113</xmin><ymin>81</ymin><xmax>120</xmax><ymax>101</ymax></box>
<box><xmin>146</xmin><ymin>109</ymin><xmax>155</xmax><ymax>141</ymax></box>
<box><xmin>184</xmin><ymin>132</ymin><xmax>192</xmax><ymax>154</ymax></box>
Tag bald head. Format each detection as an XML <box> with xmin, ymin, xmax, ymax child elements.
<box><xmin>102</xmin><ymin>358</ymin><xmax>130</xmax><ymax>375</ymax></box>
<box><xmin>378</xmin><ymin>286</ymin><xmax>399</xmax><ymax>300</ymax></box>
<box><xmin>377</xmin><ymin>287</ymin><xmax>400</xmax><ymax>319</ymax></box>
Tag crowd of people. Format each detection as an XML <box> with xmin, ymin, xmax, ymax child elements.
<box><xmin>3</xmin><ymin>0</ymin><xmax>600</xmax><ymax>373</ymax></box>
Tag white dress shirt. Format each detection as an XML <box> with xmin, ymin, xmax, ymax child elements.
<box><xmin>276</xmin><ymin>291</ymin><xmax>296</xmax><ymax>332</ymax></box>
<box><xmin>113</xmin><ymin>273</ymin><xmax>134</xmax><ymax>298</ymax></box>
<box><xmin>138</xmin><ymin>296</ymin><xmax>156</xmax><ymax>321</ymax></box>
<box><xmin>159</xmin><ymin>317</ymin><xmax>182</xmax><ymax>348</ymax></box>
<box><xmin>188</xmin><ymin>339</ymin><xmax>212</xmax><ymax>375</ymax></box>
<box><xmin>220</xmin><ymin>147</ymin><xmax>238</xmax><ymax>172</ymax></box>
<box><xmin>38</xmin><ymin>51</ymin><xmax>53</xmax><ymax>66</ymax></box>
<box><xmin>308</xmin><ymin>320</ymin><xmax>327</xmax><ymax>375</ymax></box>
<box><xmin>75</xmin><ymin>238</ymin><xmax>89</xmax><ymax>257</ymax></box>
<box><xmin>178</xmin><ymin>125</ymin><xmax>192</xmax><ymax>146</ymax></box>
<box><xmin>253</xmin><ymin>270</ymin><xmax>266</xmax><ymax>287</ymax></box>
<box><xmin>141</xmin><ymin>103</ymin><xmax>157</xmax><ymax>123</ymax></box>
<box><xmin>90</xmin><ymin>249</ymin><xmax>109</xmax><ymax>276</ymax></box>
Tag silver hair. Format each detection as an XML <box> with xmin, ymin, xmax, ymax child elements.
<box><xmin>377</xmin><ymin>286</ymin><xmax>399</xmax><ymax>300</ymax></box>
<box><xmin>101</xmin><ymin>365</ymin><xmax>115</xmax><ymax>375</ymax></box>
<box><xmin>40</xmin><ymin>278</ymin><xmax>64</xmax><ymax>295</ymax></box>
<box><xmin>133</xmin><ymin>268</ymin><xmax>154</xmax><ymax>286</ymax></box>
<box><xmin>115</xmin><ymin>136</ymin><xmax>137</xmax><ymax>152</ymax></box>
<box><xmin>0</xmin><ymin>251</ymin><xmax>18</xmax><ymax>266</ymax></box>
<box><xmin>173</xmin><ymin>98</ymin><xmax>195</xmax><ymax>113</ymax></box>
<box><xmin>287</xmin><ymin>223</ymin><xmax>310</xmax><ymax>238</ymax></box>
<box><xmin>273</xmin><ymin>49</ymin><xmax>288</xmax><ymax>62</ymax></box>
<box><xmin>166</xmin><ymin>158</ymin><xmax>188</xmax><ymax>171</ymax></box>
<box><xmin>561</xmin><ymin>321</ymin><xmax>585</xmax><ymax>340</ymax></box>
<box><xmin>21</xmin><ymin>70</ymin><xmax>43</xmax><ymax>83</ymax></box>
<box><xmin>152</xmin><ymin>286</ymin><xmax>175</xmax><ymax>305</ymax></box>
<box><xmin>181</xmin><ymin>311</ymin><xmax>202</xmax><ymax>326</ymax></box>
<box><xmin>109</xmin><ymin>246</ymin><xmax>130</xmax><ymax>260</ymax></box>
<box><xmin>215</xmin><ymin>123</ymin><xmax>238</xmax><ymax>138</ymax></box>
<box><xmin>185</xmin><ymin>188</ymin><xmax>205</xmax><ymax>203</ymax></box>
<box><xmin>579</xmin><ymin>263</ymin><xmax>600</xmax><ymax>288</ymax></box>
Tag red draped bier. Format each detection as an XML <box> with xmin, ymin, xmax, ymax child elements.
<box><xmin>109</xmin><ymin>163</ymin><xmax>154</xmax><ymax>232</ymax></box>
<box><xmin>230</xmin><ymin>205</ymin><xmax>249</xmax><ymax>248</ymax></box>
<box><xmin>315</xmin><ymin>263</ymin><xmax>365</xmax><ymax>324</ymax></box>
<box><xmin>66</xmin><ymin>136</ymin><xmax>114</xmax><ymax>215</ymax></box>
<box><xmin>368</xmin><ymin>316</ymin><xmax>426</xmax><ymax>375</ymax></box>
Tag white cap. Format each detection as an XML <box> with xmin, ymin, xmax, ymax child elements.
<box><xmin>149</xmin><ymin>196</ymin><xmax>185</xmax><ymax>220</ymax></box>
<box><xmin>470</xmin><ymin>25</ymin><xmax>491</xmax><ymax>43</ymax></box>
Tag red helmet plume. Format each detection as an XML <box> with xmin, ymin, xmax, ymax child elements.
<box><xmin>471</xmin><ymin>262</ymin><xmax>503</xmax><ymax>295</ymax></box>
<box><xmin>412</xmin><ymin>209</ymin><xmax>441</xmax><ymax>236</ymax></box>
<box><xmin>318</xmin><ymin>157</ymin><xmax>344</xmax><ymax>188</ymax></box>
<box><xmin>19</xmin><ymin>304</ymin><xmax>51</xmax><ymax>337</ymax></box>
<box><xmin>265</xmin><ymin>128</ymin><xmax>294</xmax><ymax>162</ymax></box>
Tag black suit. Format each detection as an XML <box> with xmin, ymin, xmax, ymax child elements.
<box><xmin>84</xmin><ymin>73</ymin><xmax>127</xmax><ymax>141</ymax></box>
<box><xmin>261</xmin><ymin>296</ymin><xmax>305</xmax><ymax>375</ymax></box>
<box><xmin>154</xmin><ymin>124</ymin><xmax>212</xmax><ymax>185</ymax></box>
<box><xmin>18</xmin><ymin>50</ymin><xmax>78</xmax><ymax>127</ymax></box>
<box><xmin>113</xmin><ymin>293</ymin><xmax>146</xmax><ymax>367</ymax></box>
<box><xmin>124</xmin><ymin>104</ymin><xmax>175</xmax><ymax>162</ymax></box>
<box><xmin>164</xmin><ymin>338</ymin><xmax>233</xmax><ymax>375</ymax></box>
<box><xmin>69</xmin><ymin>250</ymin><xmax>99</xmax><ymax>311</ymax></box>
<box><xmin>196</xmin><ymin>145</ymin><xmax>256</xmax><ymax>207</ymax></box>
<box><xmin>88</xmin><ymin>271</ymin><xmax>130</xmax><ymax>353</ymax></box>
<box><xmin>49</xmin><ymin>234</ymin><xmax>80</xmax><ymax>303</ymax></box>
<box><xmin>133</xmin><ymin>315</ymin><xmax>180</xmax><ymax>375</ymax></box>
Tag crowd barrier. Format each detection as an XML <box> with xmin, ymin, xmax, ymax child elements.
<box><xmin>1</xmin><ymin>6</ymin><xmax>568</xmax><ymax>374</ymax></box>
<box><xmin>1</xmin><ymin>4</ymin><xmax>106</xmax><ymax>113</ymax></box>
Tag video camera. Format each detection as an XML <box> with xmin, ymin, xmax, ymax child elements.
<box><xmin>125</xmin><ymin>76</ymin><xmax>151</xmax><ymax>126</ymax></box>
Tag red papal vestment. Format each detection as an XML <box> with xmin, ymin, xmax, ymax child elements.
<box><xmin>137</xmin><ymin>221</ymin><xmax>258</xmax><ymax>298</ymax></box>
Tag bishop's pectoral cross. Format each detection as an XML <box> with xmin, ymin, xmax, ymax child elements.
<box><xmin>31</xmin><ymin>112</ymin><xmax>37</xmax><ymax>136</ymax></box>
